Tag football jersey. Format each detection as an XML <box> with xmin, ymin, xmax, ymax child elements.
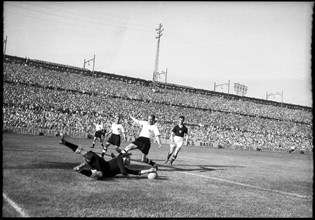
<box><xmin>138</xmin><ymin>121</ymin><xmax>160</xmax><ymax>138</ymax></box>
<box><xmin>111</xmin><ymin>123</ymin><xmax>125</xmax><ymax>135</ymax></box>
<box><xmin>94</xmin><ymin>123</ymin><xmax>103</xmax><ymax>131</ymax></box>
<box><xmin>172</xmin><ymin>125</ymin><xmax>188</xmax><ymax>137</ymax></box>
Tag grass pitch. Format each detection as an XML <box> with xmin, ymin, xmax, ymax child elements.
<box><xmin>2</xmin><ymin>133</ymin><xmax>313</xmax><ymax>217</ymax></box>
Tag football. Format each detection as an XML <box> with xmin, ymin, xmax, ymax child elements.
<box><xmin>147</xmin><ymin>171</ymin><xmax>158</xmax><ymax>180</ymax></box>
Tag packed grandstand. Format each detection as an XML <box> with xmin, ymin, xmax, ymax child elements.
<box><xmin>3</xmin><ymin>55</ymin><xmax>313</xmax><ymax>153</ymax></box>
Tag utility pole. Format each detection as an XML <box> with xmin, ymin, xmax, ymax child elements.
<box><xmin>83</xmin><ymin>54</ymin><xmax>96</xmax><ymax>75</ymax></box>
<box><xmin>266</xmin><ymin>90</ymin><xmax>284</xmax><ymax>106</ymax></box>
<box><xmin>3</xmin><ymin>35</ymin><xmax>7</xmax><ymax>55</ymax></box>
<box><xmin>214</xmin><ymin>80</ymin><xmax>230</xmax><ymax>94</ymax></box>
<box><xmin>153</xmin><ymin>23</ymin><xmax>167</xmax><ymax>85</ymax></box>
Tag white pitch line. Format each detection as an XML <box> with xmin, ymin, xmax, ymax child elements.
<box><xmin>108</xmin><ymin>156</ymin><xmax>311</xmax><ymax>200</ymax></box>
<box><xmin>3</xmin><ymin>193</ymin><xmax>30</xmax><ymax>217</ymax></box>
<box><xmin>180</xmin><ymin>171</ymin><xmax>312</xmax><ymax>200</ymax></box>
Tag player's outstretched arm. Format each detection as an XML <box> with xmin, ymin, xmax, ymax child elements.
<box><xmin>156</xmin><ymin>135</ymin><xmax>162</xmax><ymax>148</ymax></box>
<box><xmin>129</xmin><ymin>115</ymin><xmax>140</xmax><ymax>124</ymax></box>
<box><xmin>140</xmin><ymin>167</ymin><xmax>157</xmax><ymax>175</ymax></box>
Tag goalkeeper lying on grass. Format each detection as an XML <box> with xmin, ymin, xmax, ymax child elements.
<box><xmin>60</xmin><ymin>134</ymin><xmax>156</xmax><ymax>180</ymax></box>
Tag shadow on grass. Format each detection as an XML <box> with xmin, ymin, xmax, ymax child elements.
<box><xmin>99</xmin><ymin>175</ymin><xmax>169</xmax><ymax>181</ymax></box>
<box><xmin>3</xmin><ymin>161</ymin><xmax>80</xmax><ymax>170</ymax></box>
<box><xmin>129</xmin><ymin>159</ymin><xmax>245</xmax><ymax>173</ymax></box>
<box><xmin>157</xmin><ymin>164</ymin><xmax>245</xmax><ymax>172</ymax></box>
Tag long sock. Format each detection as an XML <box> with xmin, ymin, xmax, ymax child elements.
<box><xmin>144</xmin><ymin>158</ymin><xmax>155</xmax><ymax>166</ymax></box>
<box><xmin>125</xmin><ymin>167</ymin><xmax>141</xmax><ymax>175</ymax></box>
<box><xmin>101</xmin><ymin>148</ymin><xmax>106</xmax><ymax>157</ymax></box>
<box><xmin>166</xmin><ymin>153</ymin><xmax>172</xmax><ymax>160</ymax></box>
<box><xmin>170</xmin><ymin>155</ymin><xmax>177</xmax><ymax>164</ymax></box>
<box><xmin>118</xmin><ymin>149</ymin><xmax>127</xmax><ymax>157</ymax></box>
<box><xmin>171</xmin><ymin>155</ymin><xmax>177</xmax><ymax>161</ymax></box>
<box><xmin>64</xmin><ymin>140</ymin><xmax>79</xmax><ymax>152</ymax></box>
<box><xmin>116</xmin><ymin>156</ymin><xmax>127</xmax><ymax>176</ymax></box>
<box><xmin>79</xmin><ymin>169</ymin><xmax>92</xmax><ymax>177</ymax></box>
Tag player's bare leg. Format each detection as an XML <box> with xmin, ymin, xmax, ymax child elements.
<box><xmin>91</xmin><ymin>137</ymin><xmax>97</xmax><ymax>148</ymax></box>
<box><xmin>120</xmin><ymin>143</ymin><xmax>158</xmax><ymax>170</ymax></box>
<box><xmin>121</xmin><ymin>143</ymin><xmax>138</xmax><ymax>153</ymax></box>
<box><xmin>141</xmin><ymin>154</ymin><xmax>158</xmax><ymax>170</ymax></box>
<box><xmin>114</xmin><ymin>145</ymin><xmax>122</xmax><ymax>154</ymax></box>
<box><xmin>165</xmin><ymin>143</ymin><xmax>176</xmax><ymax>163</ymax></box>
<box><xmin>170</xmin><ymin>146</ymin><xmax>182</xmax><ymax>165</ymax></box>
<box><xmin>101</xmin><ymin>142</ymin><xmax>110</xmax><ymax>158</ymax></box>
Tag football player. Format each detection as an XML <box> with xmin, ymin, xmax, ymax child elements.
<box><xmin>60</xmin><ymin>135</ymin><xmax>156</xmax><ymax>179</ymax></box>
<box><xmin>101</xmin><ymin>114</ymin><xmax>126</xmax><ymax>158</ymax></box>
<box><xmin>91</xmin><ymin>119</ymin><xmax>106</xmax><ymax>149</ymax></box>
<box><xmin>165</xmin><ymin>116</ymin><xmax>188</xmax><ymax>165</ymax></box>
<box><xmin>118</xmin><ymin>114</ymin><xmax>161</xmax><ymax>170</ymax></box>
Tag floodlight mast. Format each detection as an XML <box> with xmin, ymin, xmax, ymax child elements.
<box><xmin>234</xmin><ymin>83</ymin><xmax>248</xmax><ymax>96</ymax></box>
<box><xmin>153</xmin><ymin>23</ymin><xmax>167</xmax><ymax>85</ymax></box>
<box><xmin>3</xmin><ymin>36</ymin><xmax>7</xmax><ymax>55</ymax></box>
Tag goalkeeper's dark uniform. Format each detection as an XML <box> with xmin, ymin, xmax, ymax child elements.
<box><xmin>81</xmin><ymin>150</ymin><xmax>140</xmax><ymax>178</ymax></box>
<box><xmin>61</xmin><ymin>138</ymin><xmax>142</xmax><ymax>179</ymax></box>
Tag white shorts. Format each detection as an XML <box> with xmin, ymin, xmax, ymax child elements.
<box><xmin>173</xmin><ymin>136</ymin><xmax>184</xmax><ymax>148</ymax></box>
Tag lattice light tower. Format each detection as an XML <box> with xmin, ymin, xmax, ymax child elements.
<box><xmin>153</xmin><ymin>23</ymin><xmax>167</xmax><ymax>85</ymax></box>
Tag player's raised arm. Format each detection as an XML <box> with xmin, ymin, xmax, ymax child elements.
<box><xmin>129</xmin><ymin>115</ymin><xmax>140</xmax><ymax>124</ymax></box>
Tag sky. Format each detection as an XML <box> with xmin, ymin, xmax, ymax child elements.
<box><xmin>3</xmin><ymin>1</ymin><xmax>313</xmax><ymax>107</ymax></box>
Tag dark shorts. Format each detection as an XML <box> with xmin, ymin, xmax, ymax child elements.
<box><xmin>107</xmin><ymin>134</ymin><xmax>121</xmax><ymax>147</ymax></box>
<box><xmin>95</xmin><ymin>130</ymin><xmax>104</xmax><ymax>139</ymax></box>
<box><xmin>132</xmin><ymin>137</ymin><xmax>151</xmax><ymax>155</ymax></box>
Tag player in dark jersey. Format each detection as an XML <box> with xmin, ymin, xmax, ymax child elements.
<box><xmin>60</xmin><ymin>135</ymin><xmax>156</xmax><ymax>180</ymax></box>
<box><xmin>165</xmin><ymin>116</ymin><xmax>189</xmax><ymax>165</ymax></box>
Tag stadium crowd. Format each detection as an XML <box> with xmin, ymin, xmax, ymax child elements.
<box><xmin>3</xmin><ymin>62</ymin><xmax>313</xmax><ymax>153</ymax></box>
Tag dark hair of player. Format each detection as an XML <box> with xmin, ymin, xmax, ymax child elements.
<box><xmin>150</xmin><ymin>115</ymin><xmax>156</xmax><ymax>121</ymax></box>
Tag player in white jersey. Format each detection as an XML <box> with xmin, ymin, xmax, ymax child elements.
<box><xmin>119</xmin><ymin>114</ymin><xmax>161</xmax><ymax>169</ymax></box>
<box><xmin>91</xmin><ymin>120</ymin><xmax>106</xmax><ymax>149</ymax></box>
<box><xmin>101</xmin><ymin>114</ymin><xmax>126</xmax><ymax>158</ymax></box>
<box><xmin>165</xmin><ymin>116</ymin><xmax>189</xmax><ymax>165</ymax></box>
